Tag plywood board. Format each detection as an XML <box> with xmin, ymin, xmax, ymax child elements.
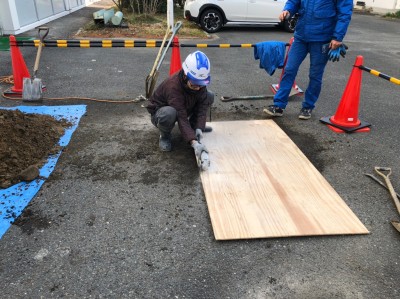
<box><xmin>200</xmin><ymin>120</ymin><xmax>369</xmax><ymax>240</ymax></box>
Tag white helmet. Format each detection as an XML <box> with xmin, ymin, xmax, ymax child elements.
<box><xmin>182</xmin><ymin>51</ymin><xmax>211</xmax><ymax>86</ymax></box>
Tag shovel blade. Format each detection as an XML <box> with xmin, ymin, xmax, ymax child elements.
<box><xmin>31</xmin><ymin>78</ymin><xmax>43</xmax><ymax>101</ymax></box>
<box><xmin>23</xmin><ymin>78</ymin><xmax>43</xmax><ymax>102</ymax></box>
<box><xmin>22</xmin><ymin>77</ymin><xmax>33</xmax><ymax>101</ymax></box>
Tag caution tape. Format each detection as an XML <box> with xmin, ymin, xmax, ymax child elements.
<box><xmin>16</xmin><ymin>39</ymin><xmax>163</xmax><ymax>48</ymax></box>
<box><xmin>358</xmin><ymin>65</ymin><xmax>400</xmax><ymax>85</ymax></box>
<box><xmin>181</xmin><ymin>43</ymin><xmax>254</xmax><ymax>48</ymax></box>
<box><xmin>15</xmin><ymin>39</ymin><xmax>289</xmax><ymax>48</ymax></box>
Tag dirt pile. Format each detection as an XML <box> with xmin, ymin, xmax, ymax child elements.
<box><xmin>0</xmin><ymin>109</ymin><xmax>70</xmax><ymax>189</ymax></box>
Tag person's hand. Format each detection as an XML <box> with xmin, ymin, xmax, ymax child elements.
<box><xmin>191</xmin><ymin>141</ymin><xmax>208</xmax><ymax>159</ymax></box>
<box><xmin>195</xmin><ymin>128</ymin><xmax>203</xmax><ymax>142</ymax></box>
<box><xmin>328</xmin><ymin>44</ymin><xmax>348</xmax><ymax>62</ymax></box>
<box><xmin>329</xmin><ymin>40</ymin><xmax>342</xmax><ymax>50</ymax></box>
<box><xmin>279</xmin><ymin>11</ymin><xmax>290</xmax><ymax>22</ymax></box>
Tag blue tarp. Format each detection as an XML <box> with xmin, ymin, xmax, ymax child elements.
<box><xmin>0</xmin><ymin>105</ymin><xmax>86</xmax><ymax>239</ymax></box>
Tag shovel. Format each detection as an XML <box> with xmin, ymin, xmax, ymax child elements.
<box><xmin>145</xmin><ymin>21</ymin><xmax>182</xmax><ymax>99</ymax></box>
<box><xmin>374</xmin><ymin>167</ymin><xmax>400</xmax><ymax>233</ymax></box>
<box><xmin>220</xmin><ymin>87</ymin><xmax>299</xmax><ymax>102</ymax></box>
<box><xmin>23</xmin><ymin>27</ymin><xmax>49</xmax><ymax>102</ymax></box>
<box><xmin>220</xmin><ymin>95</ymin><xmax>274</xmax><ymax>102</ymax></box>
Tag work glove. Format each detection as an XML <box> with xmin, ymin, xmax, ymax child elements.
<box><xmin>195</xmin><ymin>128</ymin><xmax>203</xmax><ymax>142</ymax></box>
<box><xmin>328</xmin><ymin>44</ymin><xmax>348</xmax><ymax>62</ymax></box>
<box><xmin>191</xmin><ymin>140</ymin><xmax>208</xmax><ymax>160</ymax></box>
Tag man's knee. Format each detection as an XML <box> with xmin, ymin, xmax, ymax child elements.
<box><xmin>155</xmin><ymin>106</ymin><xmax>177</xmax><ymax>131</ymax></box>
<box><xmin>207</xmin><ymin>91</ymin><xmax>215</xmax><ymax>106</ymax></box>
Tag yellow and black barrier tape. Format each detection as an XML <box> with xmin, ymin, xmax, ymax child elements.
<box><xmin>180</xmin><ymin>43</ymin><xmax>255</xmax><ymax>48</ymax></box>
<box><xmin>358</xmin><ymin>65</ymin><xmax>400</xmax><ymax>85</ymax></box>
<box><xmin>16</xmin><ymin>39</ymin><xmax>289</xmax><ymax>48</ymax></box>
<box><xmin>24</xmin><ymin>39</ymin><xmax>162</xmax><ymax>48</ymax></box>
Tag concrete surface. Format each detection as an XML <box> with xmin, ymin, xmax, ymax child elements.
<box><xmin>0</xmin><ymin>2</ymin><xmax>399</xmax><ymax>298</ymax></box>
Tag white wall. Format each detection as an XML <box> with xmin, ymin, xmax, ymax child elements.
<box><xmin>355</xmin><ymin>0</ymin><xmax>400</xmax><ymax>11</ymax></box>
<box><xmin>0</xmin><ymin>0</ymin><xmax>100</xmax><ymax>35</ymax></box>
<box><xmin>0</xmin><ymin>1</ymin><xmax>20</xmax><ymax>35</ymax></box>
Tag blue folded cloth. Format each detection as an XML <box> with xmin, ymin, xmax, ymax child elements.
<box><xmin>254</xmin><ymin>41</ymin><xmax>286</xmax><ymax>76</ymax></box>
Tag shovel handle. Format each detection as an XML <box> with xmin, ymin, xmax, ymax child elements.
<box><xmin>33</xmin><ymin>43</ymin><xmax>43</xmax><ymax>76</ymax></box>
<box><xmin>391</xmin><ymin>220</ymin><xmax>400</xmax><ymax>233</ymax></box>
<box><xmin>155</xmin><ymin>21</ymin><xmax>182</xmax><ymax>70</ymax></box>
<box><xmin>38</xmin><ymin>27</ymin><xmax>49</xmax><ymax>42</ymax></box>
<box><xmin>365</xmin><ymin>173</ymin><xmax>400</xmax><ymax>199</ymax></box>
<box><xmin>33</xmin><ymin>27</ymin><xmax>49</xmax><ymax>76</ymax></box>
<box><xmin>145</xmin><ymin>21</ymin><xmax>182</xmax><ymax>98</ymax></box>
<box><xmin>374</xmin><ymin>167</ymin><xmax>400</xmax><ymax>215</ymax></box>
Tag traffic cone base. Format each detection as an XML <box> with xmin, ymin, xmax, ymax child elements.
<box><xmin>3</xmin><ymin>88</ymin><xmax>24</xmax><ymax>98</ymax></box>
<box><xmin>327</xmin><ymin>125</ymin><xmax>371</xmax><ymax>133</ymax></box>
<box><xmin>320</xmin><ymin>116</ymin><xmax>371</xmax><ymax>133</ymax></box>
<box><xmin>320</xmin><ymin>55</ymin><xmax>370</xmax><ymax>134</ymax></box>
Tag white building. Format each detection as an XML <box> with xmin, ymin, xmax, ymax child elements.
<box><xmin>354</xmin><ymin>0</ymin><xmax>400</xmax><ymax>13</ymax></box>
<box><xmin>0</xmin><ymin>0</ymin><xmax>100</xmax><ymax>36</ymax></box>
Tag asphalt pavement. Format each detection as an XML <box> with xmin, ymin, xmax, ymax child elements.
<box><xmin>0</xmin><ymin>3</ymin><xmax>399</xmax><ymax>298</ymax></box>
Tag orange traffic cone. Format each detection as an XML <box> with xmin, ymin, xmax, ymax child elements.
<box><xmin>169</xmin><ymin>37</ymin><xmax>182</xmax><ymax>76</ymax></box>
<box><xmin>4</xmin><ymin>35</ymin><xmax>31</xmax><ymax>97</ymax></box>
<box><xmin>320</xmin><ymin>55</ymin><xmax>371</xmax><ymax>133</ymax></box>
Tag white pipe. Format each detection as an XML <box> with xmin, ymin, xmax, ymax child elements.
<box><xmin>167</xmin><ymin>0</ymin><xmax>174</xmax><ymax>29</ymax></box>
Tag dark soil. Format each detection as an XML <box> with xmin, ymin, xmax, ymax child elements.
<box><xmin>0</xmin><ymin>109</ymin><xmax>71</xmax><ymax>189</ymax></box>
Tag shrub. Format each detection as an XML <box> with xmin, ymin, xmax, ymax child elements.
<box><xmin>384</xmin><ymin>10</ymin><xmax>400</xmax><ymax>18</ymax></box>
<box><xmin>116</xmin><ymin>0</ymin><xmax>182</xmax><ymax>14</ymax></box>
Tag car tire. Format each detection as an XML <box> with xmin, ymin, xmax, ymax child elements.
<box><xmin>200</xmin><ymin>9</ymin><xmax>223</xmax><ymax>33</ymax></box>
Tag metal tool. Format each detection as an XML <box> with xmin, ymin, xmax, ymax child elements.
<box><xmin>23</xmin><ymin>27</ymin><xmax>49</xmax><ymax>102</ymax></box>
<box><xmin>220</xmin><ymin>95</ymin><xmax>274</xmax><ymax>102</ymax></box>
<box><xmin>220</xmin><ymin>86</ymin><xmax>299</xmax><ymax>102</ymax></box>
<box><xmin>374</xmin><ymin>167</ymin><xmax>400</xmax><ymax>232</ymax></box>
<box><xmin>364</xmin><ymin>173</ymin><xmax>400</xmax><ymax>199</ymax></box>
<box><xmin>145</xmin><ymin>21</ymin><xmax>182</xmax><ymax>99</ymax></box>
<box><xmin>391</xmin><ymin>220</ymin><xmax>400</xmax><ymax>233</ymax></box>
<box><xmin>196</xmin><ymin>132</ymin><xmax>210</xmax><ymax>171</ymax></box>
<box><xmin>198</xmin><ymin>150</ymin><xmax>210</xmax><ymax>171</ymax></box>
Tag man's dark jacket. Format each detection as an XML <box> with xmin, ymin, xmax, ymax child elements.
<box><xmin>147</xmin><ymin>71</ymin><xmax>209</xmax><ymax>143</ymax></box>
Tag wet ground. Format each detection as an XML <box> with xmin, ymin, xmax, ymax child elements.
<box><xmin>0</xmin><ymin>2</ymin><xmax>399</xmax><ymax>298</ymax></box>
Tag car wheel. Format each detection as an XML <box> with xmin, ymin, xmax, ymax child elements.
<box><xmin>200</xmin><ymin>9</ymin><xmax>223</xmax><ymax>33</ymax></box>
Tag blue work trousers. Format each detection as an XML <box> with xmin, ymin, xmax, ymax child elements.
<box><xmin>273</xmin><ymin>38</ymin><xmax>329</xmax><ymax>110</ymax></box>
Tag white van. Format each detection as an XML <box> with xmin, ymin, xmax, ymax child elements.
<box><xmin>184</xmin><ymin>0</ymin><xmax>295</xmax><ymax>33</ymax></box>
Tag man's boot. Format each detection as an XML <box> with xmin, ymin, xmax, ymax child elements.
<box><xmin>204</xmin><ymin>126</ymin><xmax>212</xmax><ymax>132</ymax></box>
<box><xmin>159</xmin><ymin>131</ymin><xmax>172</xmax><ymax>152</ymax></box>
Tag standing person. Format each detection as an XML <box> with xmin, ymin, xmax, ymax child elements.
<box><xmin>264</xmin><ymin>0</ymin><xmax>352</xmax><ymax>120</ymax></box>
<box><xmin>146</xmin><ymin>51</ymin><xmax>214</xmax><ymax>161</ymax></box>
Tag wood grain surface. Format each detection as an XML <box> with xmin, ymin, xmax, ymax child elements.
<box><xmin>200</xmin><ymin>120</ymin><xmax>369</xmax><ymax>240</ymax></box>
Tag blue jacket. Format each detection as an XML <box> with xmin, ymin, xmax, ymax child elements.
<box><xmin>254</xmin><ymin>41</ymin><xmax>286</xmax><ymax>76</ymax></box>
<box><xmin>284</xmin><ymin>0</ymin><xmax>353</xmax><ymax>42</ymax></box>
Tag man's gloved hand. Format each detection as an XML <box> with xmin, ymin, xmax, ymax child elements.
<box><xmin>195</xmin><ymin>128</ymin><xmax>203</xmax><ymax>142</ymax></box>
<box><xmin>191</xmin><ymin>140</ymin><xmax>208</xmax><ymax>160</ymax></box>
<box><xmin>328</xmin><ymin>44</ymin><xmax>348</xmax><ymax>62</ymax></box>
